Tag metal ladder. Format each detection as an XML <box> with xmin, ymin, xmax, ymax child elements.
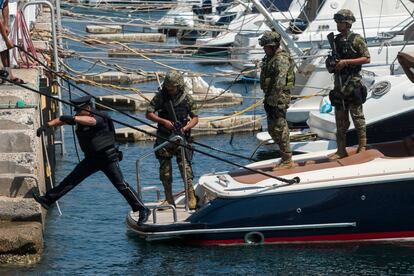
<box><xmin>135</xmin><ymin>135</ymin><xmax>190</xmax><ymax>224</ymax></box>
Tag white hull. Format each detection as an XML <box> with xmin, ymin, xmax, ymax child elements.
<box><xmin>199</xmin><ymin>0</ymin><xmax>414</xmax><ymax>48</ymax></box>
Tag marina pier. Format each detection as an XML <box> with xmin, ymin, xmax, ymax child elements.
<box><xmin>0</xmin><ymin>7</ymin><xmax>58</xmax><ymax>264</ymax></box>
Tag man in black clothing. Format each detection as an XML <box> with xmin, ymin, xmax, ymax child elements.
<box><xmin>34</xmin><ymin>95</ymin><xmax>150</xmax><ymax>225</ymax></box>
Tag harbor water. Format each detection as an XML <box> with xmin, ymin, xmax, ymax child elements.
<box><xmin>2</xmin><ymin>7</ymin><xmax>414</xmax><ymax>275</ymax></box>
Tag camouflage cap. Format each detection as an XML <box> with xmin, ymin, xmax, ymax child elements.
<box><xmin>259</xmin><ymin>31</ymin><xmax>281</xmax><ymax>47</ymax></box>
<box><xmin>334</xmin><ymin>9</ymin><xmax>356</xmax><ymax>24</ymax></box>
<box><xmin>163</xmin><ymin>70</ymin><xmax>184</xmax><ymax>87</ymax></box>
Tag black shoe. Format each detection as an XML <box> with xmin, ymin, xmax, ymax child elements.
<box><xmin>137</xmin><ymin>208</ymin><xmax>151</xmax><ymax>225</ymax></box>
<box><xmin>33</xmin><ymin>193</ymin><xmax>51</xmax><ymax>210</ymax></box>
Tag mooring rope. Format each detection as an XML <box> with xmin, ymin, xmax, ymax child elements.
<box><xmin>8</xmin><ymin>46</ymin><xmax>300</xmax><ymax>185</ymax></box>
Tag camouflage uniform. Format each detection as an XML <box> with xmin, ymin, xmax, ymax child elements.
<box><xmin>330</xmin><ymin>9</ymin><xmax>370</xmax><ymax>157</ymax></box>
<box><xmin>259</xmin><ymin>31</ymin><xmax>295</xmax><ymax>166</ymax></box>
<box><xmin>146</xmin><ymin>71</ymin><xmax>197</xmax><ymax>208</ymax></box>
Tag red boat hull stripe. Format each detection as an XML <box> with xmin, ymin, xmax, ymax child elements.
<box><xmin>189</xmin><ymin>231</ymin><xmax>414</xmax><ymax>245</ymax></box>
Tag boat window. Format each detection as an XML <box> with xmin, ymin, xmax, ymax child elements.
<box><xmin>216</xmin><ymin>13</ymin><xmax>237</xmax><ymax>25</ymax></box>
<box><xmin>251</xmin><ymin>0</ymin><xmax>294</xmax><ymax>13</ymax></box>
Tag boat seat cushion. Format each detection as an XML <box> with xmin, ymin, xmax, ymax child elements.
<box><xmin>230</xmin><ymin>149</ymin><xmax>384</xmax><ymax>184</ymax></box>
<box><xmin>336</xmin><ymin>149</ymin><xmax>384</xmax><ymax>166</ymax></box>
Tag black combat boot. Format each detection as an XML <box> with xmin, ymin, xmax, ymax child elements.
<box><xmin>33</xmin><ymin>193</ymin><xmax>52</xmax><ymax>210</ymax></box>
<box><xmin>137</xmin><ymin>208</ymin><xmax>151</xmax><ymax>225</ymax></box>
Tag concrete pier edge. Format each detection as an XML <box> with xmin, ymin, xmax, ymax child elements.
<box><xmin>0</xmin><ymin>7</ymin><xmax>54</xmax><ymax>265</ymax></box>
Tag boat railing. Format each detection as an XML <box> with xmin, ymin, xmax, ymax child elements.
<box><xmin>135</xmin><ymin>135</ymin><xmax>189</xmax><ymax>223</ymax></box>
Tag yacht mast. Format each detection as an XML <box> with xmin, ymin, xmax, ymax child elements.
<box><xmin>249</xmin><ymin>0</ymin><xmax>304</xmax><ymax>57</ymax></box>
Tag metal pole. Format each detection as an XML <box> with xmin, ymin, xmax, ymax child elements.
<box><xmin>357</xmin><ymin>0</ymin><xmax>367</xmax><ymax>41</ymax></box>
<box><xmin>136</xmin><ymin>135</ymin><xmax>184</xmax><ymax>201</ymax></box>
<box><xmin>22</xmin><ymin>1</ymin><xmax>64</xmax><ymax>154</ymax></box>
<box><xmin>180</xmin><ymin>143</ymin><xmax>189</xmax><ymax>212</ymax></box>
<box><xmin>55</xmin><ymin>0</ymin><xmax>63</xmax><ymax>46</ymax></box>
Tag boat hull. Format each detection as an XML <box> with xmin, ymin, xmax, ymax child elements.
<box><xmin>346</xmin><ymin>109</ymin><xmax>414</xmax><ymax>146</ymax></box>
<box><xmin>128</xmin><ymin>178</ymin><xmax>414</xmax><ymax>245</ymax></box>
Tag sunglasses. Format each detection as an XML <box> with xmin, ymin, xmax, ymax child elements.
<box><xmin>334</xmin><ymin>14</ymin><xmax>347</xmax><ymax>23</ymax></box>
<box><xmin>334</xmin><ymin>14</ymin><xmax>346</xmax><ymax>23</ymax></box>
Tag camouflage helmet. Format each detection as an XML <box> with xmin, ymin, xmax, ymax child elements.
<box><xmin>259</xmin><ymin>31</ymin><xmax>281</xmax><ymax>47</ymax></box>
<box><xmin>163</xmin><ymin>70</ymin><xmax>184</xmax><ymax>87</ymax></box>
<box><xmin>334</xmin><ymin>9</ymin><xmax>356</xmax><ymax>24</ymax></box>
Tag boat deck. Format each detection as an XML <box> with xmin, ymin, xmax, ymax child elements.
<box><xmin>130</xmin><ymin>204</ymin><xmax>192</xmax><ymax>225</ymax></box>
<box><xmin>230</xmin><ymin>136</ymin><xmax>414</xmax><ymax>184</ymax></box>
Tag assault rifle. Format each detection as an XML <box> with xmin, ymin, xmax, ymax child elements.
<box><xmin>166</xmin><ymin>100</ymin><xmax>194</xmax><ymax>161</ymax></box>
<box><xmin>166</xmin><ymin>100</ymin><xmax>184</xmax><ymax>135</ymax></box>
<box><xmin>326</xmin><ymin>32</ymin><xmax>346</xmax><ymax>109</ymax></box>
<box><xmin>326</xmin><ymin>32</ymin><xmax>338</xmax><ymax>74</ymax></box>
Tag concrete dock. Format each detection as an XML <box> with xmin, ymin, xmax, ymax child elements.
<box><xmin>86</xmin><ymin>33</ymin><xmax>167</xmax><ymax>43</ymax></box>
<box><xmin>81</xmin><ymin>71</ymin><xmax>157</xmax><ymax>85</ymax></box>
<box><xmin>97</xmin><ymin>92</ymin><xmax>243</xmax><ymax>111</ymax></box>
<box><xmin>108</xmin><ymin>47</ymin><xmax>197</xmax><ymax>58</ymax></box>
<box><xmin>115</xmin><ymin>115</ymin><xmax>262</xmax><ymax>142</ymax></box>
<box><xmin>0</xmin><ymin>69</ymin><xmax>47</xmax><ymax>264</ymax></box>
<box><xmin>0</xmin><ymin>5</ymin><xmax>58</xmax><ymax>264</ymax></box>
<box><xmin>86</xmin><ymin>25</ymin><xmax>123</xmax><ymax>34</ymax></box>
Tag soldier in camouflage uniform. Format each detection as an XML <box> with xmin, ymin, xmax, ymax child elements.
<box><xmin>146</xmin><ymin>70</ymin><xmax>199</xmax><ymax>209</ymax></box>
<box><xmin>259</xmin><ymin>31</ymin><xmax>295</xmax><ymax>169</ymax></box>
<box><xmin>327</xmin><ymin>9</ymin><xmax>370</xmax><ymax>160</ymax></box>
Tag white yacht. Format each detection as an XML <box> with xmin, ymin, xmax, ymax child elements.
<box><xmin>195</xmin><ymin>0</ymin><xmax>305</xmax><ymax>48</ymax></box>
<box><xmin>216</xmin><ymin>0</ymin><xmax>414</xmax><ymax>53</ymax></box>
<box><xmin>257</xmin><ymin>51</ymin><xmax>414</xmax><ymax>153</ymax></box>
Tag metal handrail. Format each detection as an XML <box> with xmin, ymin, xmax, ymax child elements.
<box><xmin>152</xmin><ymin>205</ymin><xmax>177</xmax><ymax>224</ymax></box>
<box><xmin>22</xmin><ymin>1</ymin><xmax>64</xmax><ymax>153</ymax></box>
<box><xmin>136</xmin><ymin>134</ymin><xmax>190</xmax><ymax>211</ymax></box>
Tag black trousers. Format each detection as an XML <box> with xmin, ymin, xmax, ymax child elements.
<box><xmin>45</xmin><ymin>157</ymin><xmax>146</xmax><ymax>212</ymax></box>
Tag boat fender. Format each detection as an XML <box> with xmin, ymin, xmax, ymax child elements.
<box><xmin>244</xmin><ymin>232</ymin><xmax>264</xmax><ymax>245</ymax></box>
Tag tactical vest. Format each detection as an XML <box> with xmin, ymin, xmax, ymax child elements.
<box><xmin>260</xmin><ymin>50</ymin><xmax>295</xmax><ymax>95</ymax></box>
<box><xmin>334</xmin><ymin>32</ymin><xmax>362</xmax><ymax>75</ymax></box>
<box><xmin>158</xmin><ymin>91</ymin><xmax>191</xmax><ymax>130</ymax></box>
<box><xmin>76</xmin><ymin>110</ymin><xmax>115</xmax><ymax>155</ymax></box>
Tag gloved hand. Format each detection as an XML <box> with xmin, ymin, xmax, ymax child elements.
<box><xmin>59</xmin><ymin>115</ymin><xmax>75</xmax><ymax>124</ymax></box>
<box><xmin>36</xmin><ymin>125</ymin><xmax>48</xmax><ymax>137</ymax></box>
